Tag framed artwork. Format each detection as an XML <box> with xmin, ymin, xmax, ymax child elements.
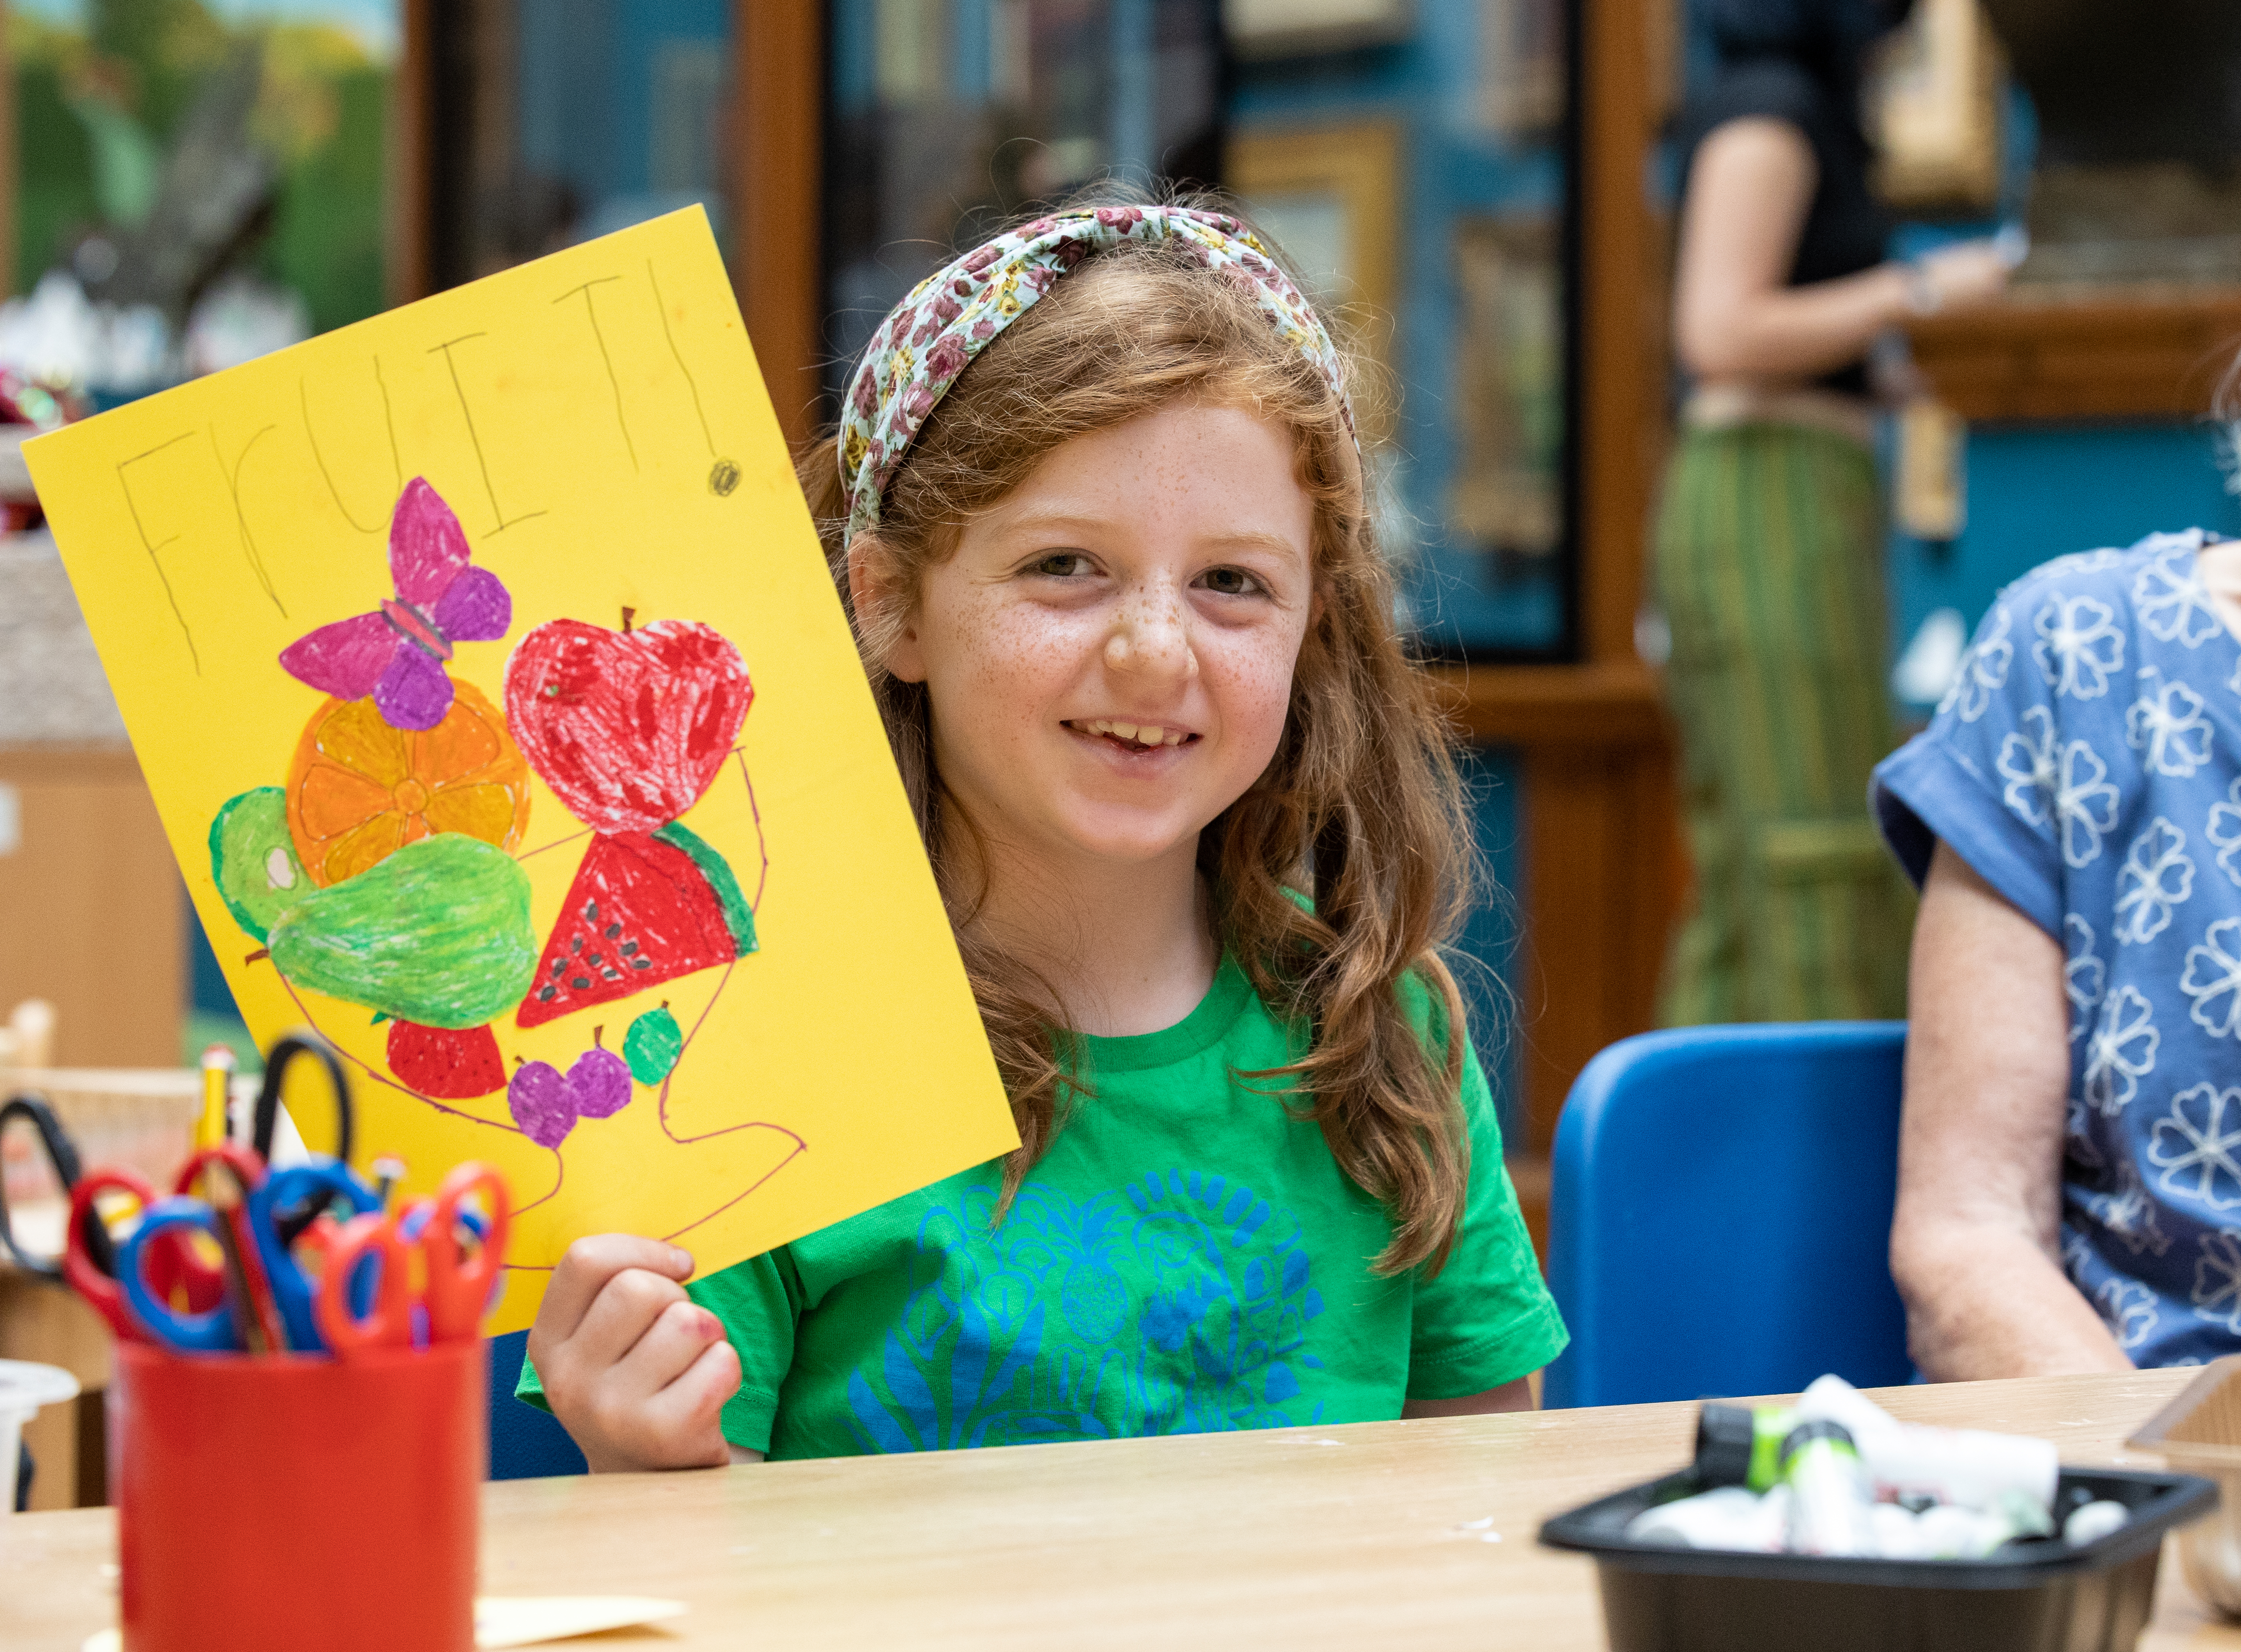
<box><xmin>1448</xmin><ymin>215</ymin><xmax>1564</xmax><ymax>564</ymax></box>
<box><xmin>1223</xmin><ymin>0</ymin><xmax>1413</xmax><ymax>59</ymax></box>
<box><xmin>1478</xmin><ymin>0</ymin><xmax>1566</xmax><ymax>138</ymax></box>
<box><xmin>1225</xmin><ymin>121</ymin><xmax>1403</xmax><ymax>443</ymax></box>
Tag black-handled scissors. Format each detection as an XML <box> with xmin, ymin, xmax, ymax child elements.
<box><xmin>249</xmin><ymin>1032</ymin><xmax>357</xmax><ymax>1246</ymax></box>
<box><xmin>250</xmin><ymin>1032</ymin><xmax>355</xmax><ymax>1167</ymax></box>
<box><xmin>0</xmin><ymin>1093</ymin><xmax>89</xmax><ymax>1283</ymax></box>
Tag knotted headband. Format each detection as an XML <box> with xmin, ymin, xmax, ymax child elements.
<box><xmin>838</xmin><ymin>203</ymin><xmax>1354</xmax><ymax>536</ymax></box>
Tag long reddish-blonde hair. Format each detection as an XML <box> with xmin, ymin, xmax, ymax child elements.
<box><xmin>798</xmin><ymin>193</ymin><xmax>1482</xmax><ymax>1274</ymax></box>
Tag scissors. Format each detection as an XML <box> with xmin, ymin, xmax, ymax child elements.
<box><xmin>250</xmin><ymin>1031</ymin><xmax>355</xmax><ymax>1168</ymax></box>
<box><xmin>0</xmin><ymin>1093</ymin><xmax>85</xmax><ymax>1282</ymax></box>
<box><xmin>316</xmin><ymin>1163</ymin><xmax>509</xmax><ymax>1354</ymax></box>
<box><xmin>117</xmin><ymin>1155</ymin><xmax>381</xmax><ymax>1353</ymax></box>
<box><xmin>0</xmin><ymin>1093</ymin><xmax>230</xmax><ymax>1337</ymax></box>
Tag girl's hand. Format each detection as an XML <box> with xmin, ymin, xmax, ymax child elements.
<box><xmin>527</xmin><ymin>1234</ymin><xmax>744</xmax><ymax>1472</ymax></box>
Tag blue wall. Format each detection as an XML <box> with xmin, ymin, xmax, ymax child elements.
<box><xmin>1455</xmin><ymin>745</ymin><xmax>1525</xmax><ymax>1143</ymax></box>
<box><xmin>1889</xmin><ymin>420</ymin><xmax>2241</xmax><ymax>689</ymax></box>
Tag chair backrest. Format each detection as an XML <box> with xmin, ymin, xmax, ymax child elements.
<box><xmin>486</xmin><ymin>1329</ymin><xmax>588</xmax><ymax>1479</ymax></box>
<box><xmin>1542</xmin><ymin>1021</ymin><xmax>1913</xmax><ymax>1409</ymax></box>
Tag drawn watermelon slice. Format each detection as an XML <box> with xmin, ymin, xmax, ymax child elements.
<box><xmin>517</xmin><ymin>822</ymin><xmax>756</xmax><ymax>1028</ymax></box>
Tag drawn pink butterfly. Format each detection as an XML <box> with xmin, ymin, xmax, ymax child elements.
<box><xmin>278</xmin><ymin>477</ymin><xmax>511</xmax><ymax>731</ymax></box>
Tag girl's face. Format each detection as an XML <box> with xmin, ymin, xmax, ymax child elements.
<box><xmin>879</xmin><ymin>401</ymin><xmax>1317</xmax><ymax>878</ymax></box>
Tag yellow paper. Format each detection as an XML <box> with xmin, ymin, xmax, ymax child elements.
<box><xmin>26</xmin><ymin>209</ymin><xmax>1017</xmax><ymax>1332</ymax></box>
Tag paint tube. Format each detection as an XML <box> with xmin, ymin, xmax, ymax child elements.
<box><xmin>1694</xmin><ymin>1403</ymin><xmax>1797</xmax><ymax>1493</ymax></box>
<box><xmin>1780</xmin><ymin>1420</ymin><xmax>1877</xmax><ymax>1557</ymax></box>
<box><xmin>1793</xmin><ymin>1375</ymin><xmax>2058</xmax><ymax>1515</ymax></box>
<box><xmin>1626</xmin><ymin>1484</ymin><xmax>1791</xmax><ymax>1552</ymax></box>
<box><xmin>2063</xmin><ymin>1499</ymin><xmax>2130</xmax><ymax>1546</ymax></box>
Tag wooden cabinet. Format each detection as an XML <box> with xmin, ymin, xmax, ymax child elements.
<box><xmin>0</xmin><ymin>746</ymin><xmax>182</xmax><ymax>1070</ymax></box>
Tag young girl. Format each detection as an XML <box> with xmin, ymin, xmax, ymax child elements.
<box><xmin>521</xmin><ymin>194</ymin><xmax>1566</xmax><ymax>1468</ymax></box>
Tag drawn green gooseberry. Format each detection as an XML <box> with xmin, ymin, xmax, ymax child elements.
<box><xmin>623</xmin><ymin>1004</ymin><xmax>684</xmax><ymax>1086</ymax></box>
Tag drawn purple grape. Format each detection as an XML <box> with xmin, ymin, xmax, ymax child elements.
<box><xmin>507</xmin><ymin>1060</ymin><xmax>577</xmax><ymax>1148</ymax></box>
<box><xmin>570</xmin><ymin>1047</ymin><xmax>633</xmax><ymax>1120</ymax></box>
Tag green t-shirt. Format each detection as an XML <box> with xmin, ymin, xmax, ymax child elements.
<box><xmin>520</xmin><ymin>955</ymin><xmax>1565</xmax><ymax>1459</ymax></box>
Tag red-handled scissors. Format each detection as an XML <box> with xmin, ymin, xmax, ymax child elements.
<box><xmin>314</xmin><ymin>1162</ymin><xmax>509</xmax><ymax>1354</ymax></box>
<box><xmin>62</xmin><ymin>1167</ymin><xmax>228</xmax><ymax>1340</ymax></box>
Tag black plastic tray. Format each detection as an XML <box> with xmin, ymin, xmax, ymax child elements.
<box><xmin>1538</xmin><ymin>1465</ymin><xmax>2219</xmax><ymax>1652</ymax></box>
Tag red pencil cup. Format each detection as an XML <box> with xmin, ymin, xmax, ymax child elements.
<box><xmin>113</xmin><ymin>1338</ymin><xmax>484</xmax><ymax>1652</ymax></box>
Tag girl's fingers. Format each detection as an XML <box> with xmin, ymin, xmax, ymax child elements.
<box><xmin>613</xmin><ymin>1296</ymin><xmax>728</xmax><ymax>1405</ymax></box>
<box><xmin>641</xmin><ymin>1335</ymin><xmax>743</xmax><ymax>1468</ymax></box>
<box><xmin>563</xmin><ymin>1264</ymin><xmax>690</xmax><ymax>1374</ymax></box>
<box><xmin>538</xmin><ymin>1234</ymin><xmax>694</xmax><ymax>1344</ymax></box>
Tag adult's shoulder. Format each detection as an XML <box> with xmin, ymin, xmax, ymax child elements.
<box><xmin>1994</xmin><ymin>529</ymin><xmax>2208</xmax><ymax>616</ymax></box>
<box><xmin>1676</xmin><ymin>61</ymin><xmax>1828</xmax><ymax>158</ymax></box>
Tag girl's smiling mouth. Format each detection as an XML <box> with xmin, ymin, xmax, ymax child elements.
<box><xmin>1063</xmin><ymin>718</ymin><xmax>1198</xmax><ymax>752</ymax></box>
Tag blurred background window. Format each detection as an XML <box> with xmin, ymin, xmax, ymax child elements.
<box><xmin>5</xmin><ymin>0</ymin><xmax>396</xmax><ymax>393</ymax></box>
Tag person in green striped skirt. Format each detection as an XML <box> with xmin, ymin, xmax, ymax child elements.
<box><xmin>1657</xmin><ymin>0</ymin><xmax>2009</xmax><ymax>1023</ymax></box>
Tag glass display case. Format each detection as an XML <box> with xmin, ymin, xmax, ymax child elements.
<box><xmin>821</xmin><ymin>0</ymin><xmax>1580</xmax><ymax>660</ymax></box>
<box><xmin>822</xmin><ymin>0</ymin><xmax>1223</xmax><ymax>402</ymax></box>
<box><xmin>421</xmin><ymin>0</ymin><xmax>734</xmax><ymax>290</ymax></box>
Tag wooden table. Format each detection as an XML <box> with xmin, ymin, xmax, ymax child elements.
<box><xmin>3</xmin><ymin>1369</ymin><xmax>2236</xmax><ymax>1649</ymax></box>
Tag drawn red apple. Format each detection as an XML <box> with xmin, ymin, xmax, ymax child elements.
<box><xmin>504</xmin><ymin>618</ymin><xmax>752</xmax><ymax>833</ymax></box>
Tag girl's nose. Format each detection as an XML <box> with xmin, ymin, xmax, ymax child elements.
<box><xmin>1103</xmin><ymin>592</ymin><xmax>1198</xmax><ymax>681</ymax></box>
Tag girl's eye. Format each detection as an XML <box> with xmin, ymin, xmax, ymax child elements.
<box><xmin>1197</xmin><ymin>566</ymin><xmax>1262</xmax><ymax>597</ymax></box>
<box><xmin>1029</xmin><ymin>552</ymin><xmax>1092</xmax><ymax>578</ymax></box>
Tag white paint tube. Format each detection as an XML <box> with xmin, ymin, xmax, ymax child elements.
<box><xmin>1781</xmin><ymin>1420</ymin><xmax>1877</xmax><ymax>1557</ymax></box>
<box><xmin>1794</xmin><ymin>1375</ymin><xmax>2058</xmax><ymax>1516</ymax></box>
<box><xmin>1626</xmin><ymin>1485</ymin><xmax>1791</xmax><ymax>1552</ymax></box>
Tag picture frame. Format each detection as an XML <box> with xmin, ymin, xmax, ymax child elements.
<box><xmin>1225</xmin><ymin>120</ymin><xmax>1403</xmax><ymax>443</ymax></box>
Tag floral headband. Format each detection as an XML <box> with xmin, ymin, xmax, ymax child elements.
<box><xmin>838</xmin><ymin>203</ymin><xmax>1354</xmax><ymax>537</ymax></box>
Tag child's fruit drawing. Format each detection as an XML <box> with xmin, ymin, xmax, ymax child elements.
<box><xmin>285</xmin><ymin>680</ymin><xmax>530</xmax><ymax>888</ymax></box>
<box><xmin>507</xmin><ymin>1045</ymin><xmax>633</xmax><ymax>1147</ymax></box>
<box><xmin>208</xmin><ymin>787</ymin><xmax>312</xmax><ymax>942</ymax></box>
<box><xmin>623</xmin><ymin>1006</ymin><xmax>684</xmax><ymax>1086</ymax></box>
<box><xmin>517</xmin><ymin>822</ymin><xmax>755</xmax><ymax>1029</ymax></box>
<box><xmin>386</xmin><ymin>1020</ymin><xmax>508</xmax><ymax>1100</ymax></box>
<box><xmin>266</xmin><ymin>833</ymin><xmax>538</xmax><ymax>1028</ymax></box>
<box><xmin>503</xmin><ymin>618</ymin><xmax>752</xmax><ymax>833</ymax></box>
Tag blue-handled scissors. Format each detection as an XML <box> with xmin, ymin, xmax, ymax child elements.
<box><xmin>248</xmin><ymin>1162</ymin><xmax>382</xmax><ymax>1351</ymax></box>
<box><xmin>115</xmin><ymin>1159</ymin><xmax>380</xmax><ymax>1352</ymax></box>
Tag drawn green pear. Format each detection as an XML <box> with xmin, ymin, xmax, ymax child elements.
<box><xmin>267</xmin><ymin>833</ymin><xmax>537</xmax><ymax>1029</ymax></box>
<box><xmin>208</xmin><ymin>787</ymin><xmax>312</xmax><ymax>943</ymax></box>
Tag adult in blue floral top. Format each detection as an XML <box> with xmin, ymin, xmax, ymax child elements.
<box><xmin>1874</xmin><ymin>529</ymin><xmax>2241</xmax><ymax>1376</ymax></box>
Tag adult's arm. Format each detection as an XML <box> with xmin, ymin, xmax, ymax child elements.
<box><xmin>1673</xmin><ymin>119</ymin><xmax>2007</xmax><ymax>384</ymax></box>
<box><xmin>1888</xmin><ymin>842</ymin><xmax>2130</xmax><ymax>1380</ymax></box>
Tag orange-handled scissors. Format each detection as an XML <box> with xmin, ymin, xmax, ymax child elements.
<box><xmin>314</xmin><ymin>1163</ymin><xmax>509</xmax><ymax>1354</ymax></box>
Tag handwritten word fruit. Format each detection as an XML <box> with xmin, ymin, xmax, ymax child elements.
<box><xmin>503</xmin><ymin>618</ymin><xmax>751</xmax><ymax>833</ymax></box>
<box><xmin>386</xmin><ymin>1020</ymin><xmax>507</xmax><ymax>1100</ymax></box>
<box><xmin>518</xmin><ymin>822</ymin><xmax>755</xmax><ymax>1028</ymax></box>
<box><xmin>285</xmin><ymin>679</ymin><xmax>530</xmax><ymax>888</ymax></box>
<box><xmin>279</xmin><ymin>478</ymin><xmax>512</xmax><ymax>732</ymax></box>
<box><xmin>267</xmin><ymin>834</ymin><xmax>537</xmax><ymax>1028</ymax></box>
<box><xmin>623</xmin><ymin>1005</ymin><xmax>684</xmax><ymax>1085</ymax></box>
<box><xmin>208</xmin><ymin>787</ymin><xmax>312</xmax><ymax>942</ymax></box>
<box><xmin>507</xmin><ymin>1046</ymin><xmax>632</xmax><ymax>1148</ymax></box>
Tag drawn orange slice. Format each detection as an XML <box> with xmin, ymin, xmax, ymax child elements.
<box><xmin>285</xmin><ymin>678</ymin><xmax>531</xmax><ymax>887</ymax></box>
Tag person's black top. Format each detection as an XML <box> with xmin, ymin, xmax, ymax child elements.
<box><xmin>1675</xmin><ymin>59</ymin><xmax>1890</xmax><ymax>396</ymax></box>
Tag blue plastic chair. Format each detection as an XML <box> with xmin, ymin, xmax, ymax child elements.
<box><xmin>1542</xmin><ymin>1021</ymin><xmax>1914</xmax><ymax>1409</ymax></box>
<box><xmin>487</xmin><ymin>1329</ymin><xmax>589</xmax><ymax>1479</ymax></box>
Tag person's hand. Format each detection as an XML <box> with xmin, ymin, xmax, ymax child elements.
<box><xmin>1913</xmin><ymin>241</ymin><xmax>2010</xmax><ymax>313</ymax></box>
<box><xmin>526</xmin><ymin>1235</ymin><xmax>740</xmax><ymax>1472</ymax></box>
